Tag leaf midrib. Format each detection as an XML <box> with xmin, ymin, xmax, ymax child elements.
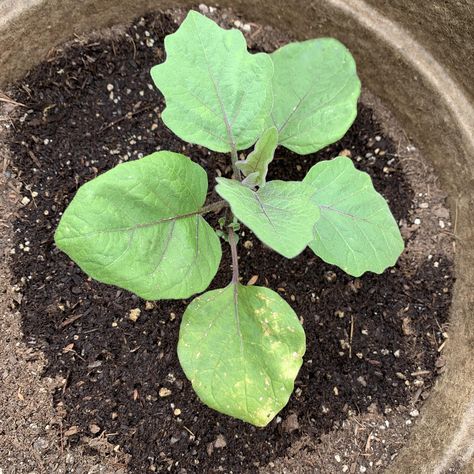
<box><xmin>191</xmin><ymin>13</ymin><xmax>237</xmax><ymax>155</ymax></box>
<box><xmin>278</xmin><ymin>73</ymin><xmax>355</xmax><ymax>142</ymax></box>
<box><xmin>253</xmin><ymin>193</ymin><xmax>277</xmax><ymax>231</ymax></box>
<box><xmin>232</xmin><ymin>283</ymin><xmax>249</xmax><ymax>415</ymax></box>
<box><xmin>57</xmin><ymin>208</ymin><xmax>204</xmax><ymax>241</ymax></box>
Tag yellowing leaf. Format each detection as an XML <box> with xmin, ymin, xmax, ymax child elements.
<box><xmin>178</xmin><ymin>284</ymin><xmax>305</xmax><ymax>426</ymax></box>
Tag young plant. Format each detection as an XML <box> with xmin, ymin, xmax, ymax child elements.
<box><xmin>55</xmin><ymin>11</ymin><xmax>403</xmax><ymax>427</ymax></box>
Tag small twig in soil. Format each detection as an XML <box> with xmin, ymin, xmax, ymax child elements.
<box><xmin>183</xmin><ymin>425</ymin><xmax>196</xmax><ymax>438</ymax></box>
<box><xmin>59</xmin><ymin>313</ymin><xmax>83</xmax><ymax>328</ymax></box>
<box><xmin>7</xmin><ymin>181</ymin><xmax>21</xmax><ymax>195</ymax></box>
<box><xmin>249</xmin><ymin>23</ymin><xmax>263</xmax><ymax>41</ymax></box>
<box><xmin>349</xmin><ymin>314</ymin><xmax>354</xmax><ymax>359</ymax></box>
<box><xmin>0</xmin><ymin>91</ymin><xmax>26</xmax><ymax>108</ymax></box>
<box><xmin>432</xmin><ymin>314</ymin><xmax>443</xmax><ymax>334</ymax></box>
<box><xmin>453</xmin><ymin>195</ymin><xmax>459</xmax><ymax>252</ymax></box>
<box><xmin>62</xmin><ymin>370</ymin><xmax>71</xmax><ymax>396</ymax></box>
<box><xmin>20</xmin><ymin>84</ymin><xmax>33</xmax><ymax>100</ymax></box>
<box><xmin>364</xmin><ymin>430</ymin><xmax>374</xmax><ymax>453</ymax></box>
<box><xmin>83</xmin><ymin>328</ymin><xmax>99</xmax><ymax>334</ymax></box>
<box><xmin>71</xmin><ymin>349</ymin><xmax>86</xmax><ymax>362</ymax></box>
<box><xmin>128</xmin><ymin>34</ymin><xmax>137</xmax><ymax>60</ymax></box>
<box><xmin>411</xmin><ymin>370</ymin><xmax>430</xmax><ymax>377</ymax></box>
<box><xmin>59</xmin><ymin>419</ymin><xmax>65</xmax><ymax>457</ymax></box>
<box><xmin>437</xmin><ymin>340</ymin><xmax>447</xmax><ymax>352</ymax></box>
<box><xmin>2</xmin><ymin>156</ymin><xmax>10</xmax><ymax>174</ymax></box>
<box><xmin>412</xmin><ymin>387</ymin><xmax>423</xmax><ymax>404</ymax></box>
<box><xmin>98</xmin><ymin>105</ymin><xmax>152</xmax><ymax>133</ymax></box>
<box><xmin>27</xmin><ymin>149</ymin><xmax>42</xmax><ymax>168</ymax></box>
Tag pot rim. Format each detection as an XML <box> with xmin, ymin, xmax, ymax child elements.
<box><xmin>0</xmin><ymin>1</ymin><xmax>473</xmax><ymax>472</ymax></box>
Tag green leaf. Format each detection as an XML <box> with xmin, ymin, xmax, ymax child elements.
<box><xmin>178</xmin><ymin>284</ymin><xmax>305</xmax><ymax>426</ymax></box>
<box><xmin>303</xmin><ymin>156</ymin><xmax>404</xmax><ymax>276</ymax></box>
<box><xmin>240</xmin><ymin>171</ymin><xmax>260</xmax><ymax>189</ymax></box>
<box><xmin>236</xmin><ymin>127</ymin><xmax>278</xmax><ymax>188</ymax></box>
<box><xmin>151</xmin><ymin>10</ymin><xmax>273</xmax><ymax>153</ymax></box>
<box><xmin>215</xmin><ymin>178</ymin><xmax>320</xmax><ymax>258</ymax></box>
<box><xmin>55</xmin><ymin>152</ymin><xmax>221</xmax><ymax>300</ymax></box>
<box><xmin>269</xmin><ymin>39</ymin><xmax>361</xmax><ymax>154</ymax></box>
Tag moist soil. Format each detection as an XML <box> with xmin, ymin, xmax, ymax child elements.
<box><xmin>4</xmin><ymin>9</ymin><xmax>454</xmax><ymax>474</ymax></box>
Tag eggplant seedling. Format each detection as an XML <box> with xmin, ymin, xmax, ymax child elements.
<box><xmin>55</xmin><ymin>11</ymin><xmax>403</xmax><ymax>426</ymax></box>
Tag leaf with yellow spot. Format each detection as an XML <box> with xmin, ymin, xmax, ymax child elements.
<box><xmin>177</xmin><ymin>284</ymin><xmax>305</xmax><ymax>426</ymax></box>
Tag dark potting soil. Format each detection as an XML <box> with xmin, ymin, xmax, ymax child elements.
<box><xmin>7</xmin><ymin>11</ymin><xmax>454</xmax><ymax>473</ymax></box>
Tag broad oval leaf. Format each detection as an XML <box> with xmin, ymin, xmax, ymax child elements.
<box><xmin>55</xmin><ymin>151</ymin><xmax>221</xmax><ymax>300</ymax></box>
<box><xmin>236</xmin><ymin>127</ymin><xmax>278</xmax><ymax>188</ymax></box>
<box><xmin>303</xmin><ymin>156</ymin><xmax>404</xmax><ymax>276</ymax></box>
<box><xmin>215</xmin><ymin>178</ymin><xmax>320</xmax><ymax>258</ymax></box>
<box><xmin>151</xmin><ymin>10</ymin><xmax>273</xmax><ymax>152</ymax></box>
<box><xmin>178</xmin><ymin>284</ymin><xmax>305</xmax><ymax>426</ymax></box>
<box><xmin>270</xmin><ymin>38</ymin><xmax>361</xmax><ymax>154</ymax></box>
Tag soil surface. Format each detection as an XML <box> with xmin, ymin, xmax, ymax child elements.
<box><xmin>2</xmin><ymin>8</ymin><xmax>454</xmax><ymax>474</ymax></box>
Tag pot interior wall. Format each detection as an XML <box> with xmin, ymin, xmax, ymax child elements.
<box><xmin>1</xmin><ymin>1</ymin><xmax>473</xmax><ymax>473</ymax></box>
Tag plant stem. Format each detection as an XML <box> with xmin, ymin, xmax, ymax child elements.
<box><xmin>230</xmin><ymin>146</ymin><xmax>242</xmax><ymax>181</ymax></box>
<box><xmin>228</xmin><ymin>225</ymin><xmax>239</xmax><ymax>284</ymax></box>
<box><xmin>85</xmin><ymin>200</ymin><xmax>228</xmax><ymax>233</ymax></box>
<box><xmin>199</xmin><ymin>200</ymin><xmax>228</xmax><ymax>215</ymax></box>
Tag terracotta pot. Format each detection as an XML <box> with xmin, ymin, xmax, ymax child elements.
<box><xmin>1</xmin><ymin>1</ymin><xmax>473</xmax><ymax>472</ymax></box>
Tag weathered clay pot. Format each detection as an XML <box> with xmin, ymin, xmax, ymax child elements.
<box><xmin>1</xmin><ymin>1</ymin><xmax>473</xmax><ymax>472</ymax></box>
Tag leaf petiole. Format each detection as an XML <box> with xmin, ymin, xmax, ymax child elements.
<box><xmin>228</xmin><ymin>225</ymin><xmax>239</xmax><ymax>284</ymax></box>
<box><xmin>199</xmin><ymin>199</ymin><xmax>228</xmax><ymax>216</ymax></box>
<box><xmin>230</xmin><ymin>144</ymin><xmax>242</xmax><ymax>181</ymax></box>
